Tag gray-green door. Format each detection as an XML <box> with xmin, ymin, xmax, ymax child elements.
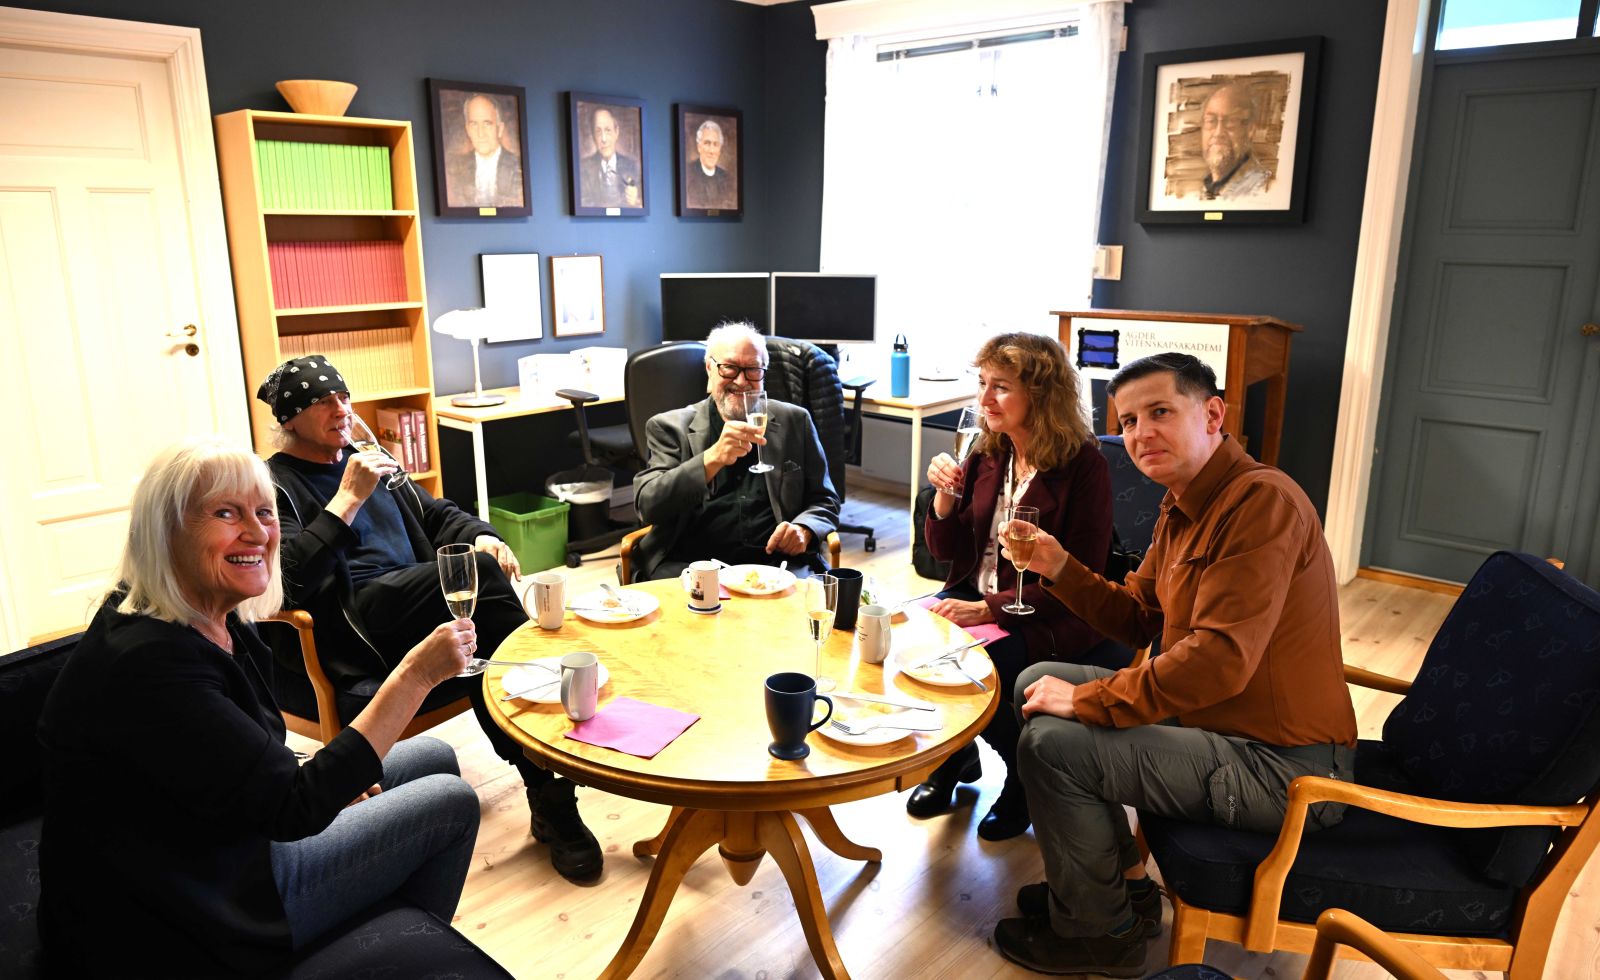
<box><xmin>1369</xmin><ymin>48</ymin><xmax>1600</xmax><ymax>588</ymax></box>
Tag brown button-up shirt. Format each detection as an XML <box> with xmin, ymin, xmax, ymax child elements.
<box><xmin>1047</xmin><ymin>436</ymin><xmax>1356</xmax><ymax>748</ymax></box>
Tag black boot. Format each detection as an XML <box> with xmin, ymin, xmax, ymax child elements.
<box><xmin>977</xmin><ymin>771</ymin><xmax>1031</xmax><ymax>841</ymax></box>
<box><xmin>905</xmin><ymin>742</ymin><xmax>981</xmax><ymax>818</ymax></box>
<box><xmin>529</xmin><ymin>778</ymin><xmax>603</xmax><ymax>883</ymax></box>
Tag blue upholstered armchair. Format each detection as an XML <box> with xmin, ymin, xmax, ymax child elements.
<box><xmin>1140</xmin><ymin>551</ymin><xmax>1600</xmax><ymax>979</ymax></box>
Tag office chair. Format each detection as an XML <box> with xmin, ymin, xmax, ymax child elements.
<box><xmin>763</xmin><ymin>336</ymin><xmax>876</xmax><ymax>552</ymax></box>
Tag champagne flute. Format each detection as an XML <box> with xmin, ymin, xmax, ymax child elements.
<box><xmin>742</xmin><ymin>390</ymin><xmax>774</xmax><ymax>474</ymax></box>
<box><xmin>349</xmin><ymin>413</ymin><xmax>408</xmax><ymax>489</ymax></box>
<box><xmin>946</xmin><ymin>405</ymin><xmax>983</xmax><ymax>497</ymax></box>
<box><xmin>437</xmin><ymin>543</ymin><xmax>487</xmax><ymax>676</ymax></box>
<box><xmin>1001</xmin><ymin>505</ymin><xmax>1039</xmax><ymax>616</ymax></box>
<box><xmin>802</xmin><ymin>573</ymin><xmax>839</xmax><ymax>693</ymax></box>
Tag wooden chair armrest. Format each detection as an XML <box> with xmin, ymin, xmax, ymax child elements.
<box><xmin>1303</xmin><ymin>908</ymin><xmax>1445</xmax><ymax>980</ymax></box>
<box><xmin>1243</xmin><ymin>775</ymin><xmax>1588</xmax><ymax>950</ymax></box>
<box><xmin>618</xmin><ymin>524</ymin><xmax>652</xmax><ymax>585</ymax></box>
<box><xmin>1343</xmin><ymin>662</ymin><xmax>1411</xmax><ymax>695</ymax></box>
<box><xmin>260</xmin><ymin>609</ymin><xmax>341</xmax><ymax>744</ymax></box>
<box><xmin>827</xmin><ymin>531</ymin><xmax>841</xmax><ymax>568</ymax></box>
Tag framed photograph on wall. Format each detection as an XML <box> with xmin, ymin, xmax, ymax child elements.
<box><xmin>550</xmin><ymin>254</ymin><xmax>605</xmax><ymax>337</ymax></box>
<box><xmin>675</xmin><ymin>104</ymin><xmax>743</xmax><ymax>217</ymax></box>
<box><xmin>427</xmin><ymin>79</ymin><xmax>532</xmax><ymax>218</ymax></box>
<box><xmin>1135</xmin><ymin>37</ymin><xmax>1322</xmax><ymax>224</ymax></box>
<box><xmin>567</xmin><ymin>92</ymin><xmax>648</xmax><ymax>217</ymax></box>
<box><xmin>480</xmin><ymin>253</ymin><xmax>541</xmax><ymax>341</ymax></box>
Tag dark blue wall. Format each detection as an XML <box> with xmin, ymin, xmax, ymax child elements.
<box><xmin>11</xmin><ymin>0</ymin><xmax>783</xmax><ymax>395</ymax></box>
<box><xmin>1091</xmin><ymin>1</ymin><xmax>1389</xmax><ymax>513</ymax></box>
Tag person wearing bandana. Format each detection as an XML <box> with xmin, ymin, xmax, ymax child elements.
<box><xmin>256</xmin><ymin>355</ymin><xmax>603</xmax><ymax>883</ymax></box>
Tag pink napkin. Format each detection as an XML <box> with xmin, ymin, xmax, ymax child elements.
<box><xmin>564</xmin><ymin>697</ymin><xmax>700</xmax><ymax>759</ymax></box>
<box><xmin>914</xmin><ymin>595</ymin><xmax>1012</xmax><ymax>645</ymax></box>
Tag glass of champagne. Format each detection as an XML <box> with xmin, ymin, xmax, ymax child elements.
<box><xmin>742</xmin><ymin>389</ymin><xmax>774</xmax><ymax>474</ymax></box>
<box><xmin>802</xmin><ymin>573</ymin><xmax>839</xmax><ymax>693</ymax></box>
<box><xmin>349</xmin><ymin>413</ymin><xmax>408</xmax><ymax>489</ymax></box>
<box><xmin>1002</xmin><ymin>505</ymin><xmax>1039</xmax><ymax>615</ymax></box>
<box><xmin>946</xmin><ymin>405</ymin><xmax>983</xmax><ymax>497</ymax></box>
<box><xmin>437</xmin><ymin>543</ymin><xmax>487</xmax><ymax>676</ymax></box>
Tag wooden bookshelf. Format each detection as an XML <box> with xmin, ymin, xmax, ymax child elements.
<box><xmin>214</xmin><ymin>109</ymin><xmax>440</xmax><ymax>494</ymax></box>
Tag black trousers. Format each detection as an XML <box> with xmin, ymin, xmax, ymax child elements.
<box><xmin>350</xmin><ymin>552</ymin><xmax>551</xmax><ymax>788</ymax></box>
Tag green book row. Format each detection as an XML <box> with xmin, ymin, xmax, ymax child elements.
<box><xmin>253</xmin><ymin>140</ymin><xmax>394</xmax><ymax>211</ymax></box>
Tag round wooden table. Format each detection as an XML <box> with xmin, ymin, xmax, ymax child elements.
<box><xmin>485</xmin><ymin>577</ymin><xmax>998</xmax><ymax>979</ymax></box>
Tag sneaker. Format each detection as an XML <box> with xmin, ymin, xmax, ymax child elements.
<box><xmin>1015</xmin><ymin>880</ymin><xmax>1161</xmax><ymax>938</ymax></box>
<box><xmin>529</xmin><ymin>779</ymin><xmax>602</xmax><ymax>883</ymax></box>
<box><xmin>992</xmin><ymin>914</ymin><xmax>1148</xmax><ymax>977</ymax></box>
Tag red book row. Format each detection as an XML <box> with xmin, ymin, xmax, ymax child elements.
<box><xmin>268</xmin><ymin>241</ymin><xmax>407</xmax><ymax>310</ymax></box>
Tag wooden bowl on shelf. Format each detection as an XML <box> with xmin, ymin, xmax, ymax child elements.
<box><xmin>275</xmin><ymin>79</ymin><xmax>357</xmax><ymax>116</ymax></box>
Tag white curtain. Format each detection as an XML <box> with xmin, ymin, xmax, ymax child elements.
<box><xmin>820</xmin><ymin>2</ymin><xmax>1124</xmax><ymax>369</ymax></box>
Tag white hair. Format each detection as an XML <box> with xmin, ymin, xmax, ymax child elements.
<box><xmin>116</xmin><ymin>437</ymin><xmax>283</xmax><ymax>625</ymax></box>
<box><xmin>696</xmin><ymin>119</ymin><xmax>724</xmax><ymax>142</ymax></box>
<box><xmin>705</xmin><ymin>321</ymin><xmax>767</xmax><ymax>360</ymax></box>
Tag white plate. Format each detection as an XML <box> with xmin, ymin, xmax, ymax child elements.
<box><xmin>893</xmin><ymin>644</ymin><xmax>995</xmax><ymax>688</ymax></box>
<box><xmin>501</xmin><ymin>658</ymin><xmax>610</xmax><ymax>704</ymax></box>
<box><xmin>723</xmin><ymin>564</ymin><xmax>796</xmax><ymax>596</ymax></box>
<box><xmin>569</xmin><ymin>588</ymin><xmax>658</xmax><ymax>624</ymax></box>
<box><xmin>816</xmin><ymin>704</ymin><xmax>941</xmax><ymax>747</ymax></box>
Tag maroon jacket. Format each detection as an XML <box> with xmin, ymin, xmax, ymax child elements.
<box><xmin>925</xmin><ymin>441</ymin><xmax>1112</xmax><ymax>664</ymax></box>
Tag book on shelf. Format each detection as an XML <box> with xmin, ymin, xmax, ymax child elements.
<box><xmin>375</xmin><ymin>408</ymin><xmax>410</xmax><ymax>471</ymax></box>
<box><xmin>410</xmin><ymin>410</ymin><xmax>430</xmax><ymax>471</ymax></box>
<box><xmin>266</xmin><ymin>241</ymin><xmax>405</xmax><ymax>309</ymax></box>
<box><xmin>254</xmin><ymin>139</ymin><xmax>396</xmax><ymax>211</ymax></box>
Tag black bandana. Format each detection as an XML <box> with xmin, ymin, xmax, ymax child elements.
<box><xmin>255</xmin><ymin>355</ymin><xmax>349</xmax><ymax>423</ymax></box>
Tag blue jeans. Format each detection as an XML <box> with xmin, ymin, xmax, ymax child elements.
<box><xmin>270</xmin><ymin>736</ymin><xmax>479</xmax><ymax>948</ymax></box>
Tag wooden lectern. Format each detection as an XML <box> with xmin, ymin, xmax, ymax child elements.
<box><xmin>1054</xmin><ymin>309</ymin><xmax>1302</xmax><ymax>466</ymax></box>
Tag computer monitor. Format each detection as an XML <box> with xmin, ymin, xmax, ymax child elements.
<box><xmin>659</xmin><ymin>273</ymin><xmax>771</xmax><ymax>342</ymax></box>
<box><xmin>769</xmin><ymin>273</ymin><xmax>876</xmax><ymax>345</ymax></box>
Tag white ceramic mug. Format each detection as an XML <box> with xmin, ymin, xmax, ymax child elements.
<box><xmin>678</xmin><ymin>560</ymin><xmax>720</xmax><ymax>613</ymax></box>
<box><xmin>855</xmin><ymin>604</ymin><xmax>892</xmax><ymax>664</ymax></box>
<box><xmin>559</xmin><ymin>651</ymin><xmax>599</xmax><ymax>721</ymax></box>
<box><xmin>528</xmin><ymin>572</ymin><xmax>565</xmax><ymax>630</ymax></box>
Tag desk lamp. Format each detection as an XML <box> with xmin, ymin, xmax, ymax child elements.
<box><xmin>433</xmin><ymin>308</ymin><xmax>506</xmax><ymax>407</ymax></box>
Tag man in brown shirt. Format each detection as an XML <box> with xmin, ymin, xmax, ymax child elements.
<box><xmin>990</xmin><ymin>353</ymin><xmax>1357</xmax><ymax>977</ymax></box>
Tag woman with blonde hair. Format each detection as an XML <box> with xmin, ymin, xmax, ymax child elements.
<box><xmin>38</xmin><ymin>438</ymin><xmax>481</xmax><ymax>977</ymax></box>
<box><xmin>909</xmin><ymin>332</ymin><xmax>1115</xmax><ymax>840</ymax></box>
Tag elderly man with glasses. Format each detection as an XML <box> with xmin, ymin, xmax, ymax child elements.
<box><xmin>630</xmin><ymin>321</ymin><xmax>840</xmax><ymax>581</ymax></box>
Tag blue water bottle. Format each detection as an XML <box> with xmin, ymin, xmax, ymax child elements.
<box><xmin>890</xmin><ymin>333</ymin><xmax>911</xmax><ymax>398</ymax></box>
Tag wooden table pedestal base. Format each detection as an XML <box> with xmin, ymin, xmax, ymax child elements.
<box><xmin>603</xmin><ymin>804</ymin><xmax>883</xmax><ymax>980</ymax></box>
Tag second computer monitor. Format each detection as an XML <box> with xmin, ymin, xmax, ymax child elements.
<box><xmin>659</xmin><ymin>272</ymin><xmax>771</xmax><ymax>342</ymax></box>
<box><xmin>770</xmin><ymin>272</ymin><xmax>876</xmax><ymax>346</ymax></box>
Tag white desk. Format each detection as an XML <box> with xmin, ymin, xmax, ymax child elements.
<box><xmin>435</xmin><ymin>384</ymin><xmax>624</xmax><ymax>521</ymax></box>
<box><xmin>843</xmin><ymin>380</ymin><xmax>974</xmax><ymax>546</ymax></box>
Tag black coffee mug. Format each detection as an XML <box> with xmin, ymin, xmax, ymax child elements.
<box><xmin>765</xmin><ymin>671</ymin><xmax>834</xmax><ymax>760</ymax></box>
<box><xmin>830</xmin><ymin>567</ymin><xmax>864</xmax><ymax>632</ymax></box>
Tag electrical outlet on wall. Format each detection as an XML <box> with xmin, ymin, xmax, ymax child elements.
<box><xmin>1093</xmin><ymin>244</ymin><xmax>1124</xmax><ymax>280</ymax></box>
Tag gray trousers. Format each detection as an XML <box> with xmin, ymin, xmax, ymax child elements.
<box><xmin>1014</xmin><ymin>663</ymin><xmax>1353</xmax><ymax>937</ymax></box>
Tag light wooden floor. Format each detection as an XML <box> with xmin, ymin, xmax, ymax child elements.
<box><xmin>291</xmin><ymin>483</ymin><xmax>1600</xmax><ymax>979</ymax></box>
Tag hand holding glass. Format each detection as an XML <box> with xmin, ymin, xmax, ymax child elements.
<box><xmin>802</xmin><ymin>574</ymin><xmax>839</xmax><ymax>693</ymax></box>
<box><xmin>944</xmin><ymin>406</ymin><xmax>982</xmax><ymax>497</ymax></box>
<box><xmin>742</xmin><ymin>390</ymin><xmax>773</xmax><ymax>474</ymax></box>
<box><xmin>349</xmin><ymin>414</ymin><xmax>408</xmax><ymax>489</ymax></box>
<box><xmin>437</xmin><ymin>543</ymin><xmax>487</xmax><ymax>675</ymax></box>
<box><xmin>1001</xmin><ymin>505</ymin><xmax>1038</xmax><ymax>615</ymax></box>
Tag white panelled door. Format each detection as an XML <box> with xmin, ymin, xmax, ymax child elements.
<box><xmin>0</xmin><ymin>21</ymin><xmax>245</xmax><ymax>647</ymax></box>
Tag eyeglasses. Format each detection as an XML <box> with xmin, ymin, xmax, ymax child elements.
<box><xmin>710</xmin><ymin>356</ymin><xmax>766</xmax><ymax>381</ymax></box>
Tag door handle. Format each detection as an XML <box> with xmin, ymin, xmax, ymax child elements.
<box><xmin>1582</xmin><ymin>323</ymin><xmax>1599</xmax><ymax>337</ymax></box>
<box><xmin>167</xmin><ymin>323</ymin><xmax>198</xmax><ymax>338</ymax></box>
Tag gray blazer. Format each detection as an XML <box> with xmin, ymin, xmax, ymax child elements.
<box><xmin>632</xmin><ymin>397</ymin><xmax>840</xmax><ymax>580</ymax></box>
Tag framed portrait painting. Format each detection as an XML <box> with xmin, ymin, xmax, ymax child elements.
<box><xmin>567</xmin><ymin>92</ymin><xmax>648</xmax><ymax>217</ymax></box>
<box><xmin>1135</xmin><ymin>37</ymin><xmax>1322</xmax><ymax>224</ymax></box>
<box><xmin>551</xmin><ymin>254</ymin><xmax>605</xmax><ymax>337</ymax></box>
<box><xmin>675</xmin><ymin>104</ymin><xmax>743</xmax><ymax>218</ymax></box>
<box><xmin>427</xmin><ymin>79</ymin><xmax>531</xmax><ymax>218</ymax></box>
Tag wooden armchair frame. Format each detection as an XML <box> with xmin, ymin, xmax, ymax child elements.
<box><xmin>619</xmin><ymin>526</ymin><xmax>842</xmax><ymax>585</ymax></box>
<box><xmin>1303</xmin><ymin>908</ymin><xmax>1445</xmax><ymax>980</ymax></box>
<box><xmin>263</xmin><ymin>609</ymin><xmax>471</xmax><ymax>745</ymax></box>
<box><xmin>1164</xmin><ymin>662</ymin><xmax>1600</xmax><ymax>979</ymax></box>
